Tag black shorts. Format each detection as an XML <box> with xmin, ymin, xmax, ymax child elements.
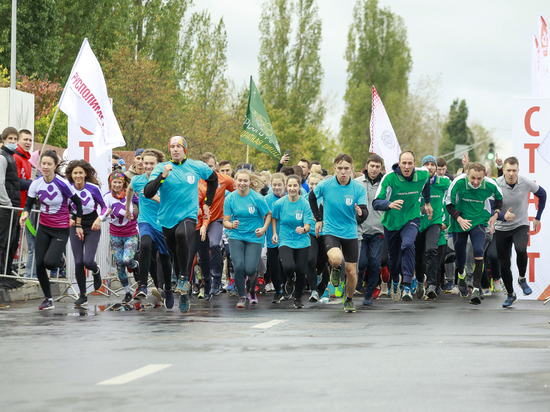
<box><xmin>323</xmin><ymin>235</ymin><xmax>359</xmax><ymax>264</ymax></box>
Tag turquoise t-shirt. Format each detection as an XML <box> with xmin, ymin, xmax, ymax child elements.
<box><xmin>272</xmin><ymin>196</ymin><xmax>312</xmax><ymax>249</ymax></box>
<box><xmin>149</xmin><ymin>159</ymin><xmax>214</xmax><ymax>229</ymax></box>
<box><xmin>265</xmin><ymin>192</ymin><xmax>284</xmax><ymax>248</ymax></box>
<box><xmin>313</xmin><ymin>176</ymin><xmax>367</xmax><ymax>239</ymax></box>
<box><xmin>131</xmin><ymin>174</ymin><xmax>161</xmax><ymax>232</ymax></box>
<box><xmin>223</xmin><ymin>190</ymin><xmax>271</xmax><ymax>244</ymax></box>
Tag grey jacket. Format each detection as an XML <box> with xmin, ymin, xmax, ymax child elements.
<box><xmin>355</xmin><ymin>172</ymin><xmax>384</xmax><ymax>237</ymax></box>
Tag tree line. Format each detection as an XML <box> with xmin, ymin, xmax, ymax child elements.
<box><xmin>0</xmin><ymin>0</ymin><xmax>491</xmax><ymax>172</ymax></box>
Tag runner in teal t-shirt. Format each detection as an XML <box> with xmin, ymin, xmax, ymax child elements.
<box><xmin>308</xmin><ymin>153</ymin><xmax>368</xmax><ymax>313</ymax></box>
<box><xmin>265</xmin><ymin>173</ymin><xmax>287</xmax><ymax>302</ymax></box>
<box><xmin>126</xmin><ymin>149</ymin><xmax>173</xmax><ymax>308</ymax></box>
<box><xmin>223</xmin><ymin>168</ymin><xmax>272</xmax><ymax>309</ymax></box>
<box><xmin>144</xmin><ymin>136</ymin><xmax>218</xmax><ymax>313</ymax></box>
<box><xmin>272</xmin><ymin>175</ymin><xmax>312</xmax><ymax>308</ymax></box>
<box><xmin>372</xmin><ymin>151</ymin><xmax>432</xmax><ymax>303</ymax></box>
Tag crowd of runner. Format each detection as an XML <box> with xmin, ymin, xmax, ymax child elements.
<box><xmin>1</xmin><ymin>128</ymin><xmax>546</xmax><ymax>312</ymax></box>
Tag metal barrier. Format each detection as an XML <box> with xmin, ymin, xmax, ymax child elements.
<box><xmin>1</xmin><ymin>204</ymin><xmax>151</xmax><ymax>301</ymax></box>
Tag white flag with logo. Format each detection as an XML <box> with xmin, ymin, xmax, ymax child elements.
<box><xmin>369</xmin><ymin>86</ymin><xmax>401</xmax><ymax>173</ymax></box>
<box><xmin>59</xmin><ymin>38</ymin><xmax>125</xmax><ymax>156</ymax></box>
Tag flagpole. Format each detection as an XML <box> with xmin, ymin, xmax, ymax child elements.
<box><xmin>246</xmin><ymin>145</ymin><xmax>249</xmax><ymax>163</ymax></box>
<box><xmin>32</xmin><ymin>105</ymin><xmax>60</xmax><ymax>179</ymax></box>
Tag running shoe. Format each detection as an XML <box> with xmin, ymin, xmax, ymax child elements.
<box><xmin>502</xmin><ymin>293</ymin><xmax>517</xmax><ymax>308</ymax></box>
<box><xmin>127</xmin><ymin>261</ymin><xmax>138</xmax><ymax>274</ymax></box>
<box><xmin>175</xmin><ymin>278</ymin><xmax>185</xmax><ymax>294</ymax></box>
<box><xmin>416</xmin><ymin>281</ymin><xmax>425</xmax><ymax>300</ymax></box>
<box><xmin>49</xmin><ymin>268</ymin><xmax>58</xmax><ymax>278</ymax></box>
<box><xmin>284</xmin><ymin>277</ymin><xmax>295</xmax><ymax>295</ymax></box>
<box><xmin>363</xmin><ymin>297</ymin><xmax>373</xmax><ymax>306</ymax></box>
<box><xmin>164</xmin><ymin>290</ymin><xmax>174</xmax><ymax>309</ymax></box>
<box><xmin>380</xmin><ymin>282</ymin><xmax>389</xmax><ymax>295</ymax></box>
<box><xmin>330</xmin><ymin>267</ymin><xmax>341</xmax><ymax>287</ymax></box>
<box><xmin>457</xmin><ymin>271</ymin><xmax>468</xmax><ymax>297</ymax></box>
<box><xmin>151</xmin><ymin>287</ymin><xmax>163</xmax><ymax>302</ymax></box>
<box><xmin>204</xmin><ymin>293</ymin><xmax>212</xmax><ymax>301</ymax></box>
<box><xmin>122</xmin><ymin>292</ymin><xmax>132</xmax><ymax>304</ymax></box>
<box><xmin>343</xmin><ymin>299</ymin><xmax>356</xmax><ymax>313</ymax></box>
<box><xmin>309</xmin><ymin>290</ymin><xmax>320</xmax><ymax>302</ymax></box>
<box><xmin>401</xmin><ymin>286</ymin><xmax>413</xmax><ymax>302</ymax></box>
<box><xmin>391</xmin><ymin>281</ymin><xmax>401</xmax><ymax>302</ymax></box>
<box><xmin>335</xmin><ymin>281</ymin><xmax>345</xmax><ymax>298</ymax></box>
<box><xmin>372</xmin><ymin>286</ymin><xmax>381</xmax><ymax>299</ymax></box>
<box><xmin>469</xmin><ymin>288</ymin><xmax>483</xmax><ymax>305</ymax></box>
<box><xmin>294</xmin><ymin>298</ymin><xmax>304</xmax><ymax>309</ymax></box>
<box><xmin>265</xmin><ymin>282</ymin><xmax>275</xmax><ymax>293</ymax></box>
<box><xmin>250</xmin><ymin>293</ymin><xmax>258</xmax><ymax>304</ymax></box>
<box><xmin>38</xmin><ymin>298</ymin><xmax>54</xmax><ymax>310</ymax></box>
<box><xmin>411</xmin><ymin>278</ymin><xmax>418</xmax><ymax>295</ymax></box>
<box><xmin>272</xmin><ymin>292</ymin><xmax>284</xmax><ymax>303</ymax></box>
<box><xmin>179</xmin><ymin>292</ymin><xmax>190</xmax><ymax>312</ymax></box>
<box><xmin>236</xmin><ymin>297</ymin><xmax>248</xmax><ymax>308</ymax></box>
<box><xmin>211</xmin><ymin>277</ymin><xmax>221</xmax><ymax>296</ymax></box>
<box><xmin>425</xmin><ymin>285</ymin><xmax>437</xmax><ymax>301</ymax></box>
<box><xmin>492</xmin><ymin>278</ymin><xmax>502</xmax><ymax>292</ymax></box>
<box><xmin>518</xmin><ymin>278</ymin><xmax>533</xmax><ymax>295</ymax></box>
<box><xmin>328</xmin><ymin>283</ymin><xmax>336</xmax><ymax>298</ymax></box>
<box><xmin>258</xmin><ymin>277</ymin><xmax>266</xmax><ymax>293</ymax></box>
<box><xmin>482</xmin><ymin>287</ymin><xmax>492</xmax><ymax>297</ymax></box>
<box><xmin>319</xmin><ymin>289</ymin><xmax>330</xmax><ymax>303</ymax></box>
<box><xmin>444</xmin><ymin>281</ymin><xmax>455</xmax><ymax>293</ymax></box>
<box><xmin>380</xmin><ymin>266</ymin><xmax>390</xmax><ymax>283</ymax></box>
<box><xmin>198</xmin><ymin>286</ymin><xmax>205</xmax><ymax>299</ymax></box>
<box><xmin>74</xmin><ymin>294</ymin><xmax>88</xmax><ymax>307</ymax></box>
<box><xmin>136</xmin><ymin>285</ymin><xmax>147</xmax><ymax>299</ymax></box>
<box><xmin>92</xmin><ymin>266</ymin><xmax>102</xmax><ymax>290</ymax></box>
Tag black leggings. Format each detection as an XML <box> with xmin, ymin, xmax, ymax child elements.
<box><xmin>495</xmin><ymin>226</ymin><xmax>529</xmax><ymax>294</ymax></box>
<box><xmin>69</xmin><ymin>225</ymin><xmax>101</xmax><ymax>295</ymax></box>
<box><xmin>266</xmin><ymin>247</ymin><xmax>283</xmax><ymax>293</ymax></box>
<box><xmin>162</xmin><ymin>218</ymin><xmax>198</xmax><ymax>281</ymax></box>
<box><xmin>35</xmin><ymin>225</ymin><xmax>69</xmax><ymax>299</ymax></box>
<box><xmin>139</xmin><ymin>234</ymin><xmax>172</xmax><ymax>290</ymax></box>
<box><xmin>279</xmin><ymin>246</ymin><xmax>309</xmax><ymax>299</ymax></box>
<box><xmin>307</xmin><ymin>234</ymin><xmax>327</xmax><ymax>291</ymax></box>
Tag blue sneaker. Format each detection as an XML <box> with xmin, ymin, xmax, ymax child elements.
<box><xmin>390</xmin><ymin>281</ymin><xmax>401</xmax><ymax>302</ymax></box>
<box><xmin>502</xmin><ymin>293</ymin><xmax>517</xmax><ymax>308</ymax></box>
<box><xmin>164</xmin><ymin>290</ymin><xmax>174</xmax><ymax>309</ymax></box>
<box><xmin>411</xmin><ymin>278</ymin><xmax>418</xmax><ymax>295</ymax></box>
<box><xmin>401</xmin><ymin>286</ymin><xmax>413</xmax><ymax>302</ymax></box>
<box><xmin>50</xmin><ymin>268</ymin><xmax>58</xmax><ymax>278</ymax></box>
<box><xmin>136</xmin><ymin>285</ymin><xmax>147</xmax><ymax>299</ymax></box>
<box><xmin>363</xmin><ymin>296</ymin><xmax>373</xmax><ymax>306</ymax></box>
<box><xmin>517</xmin><ymin>278</ymin><xmax>532</xmax><ymax>295</ymax></box>
<box><xmin>179</xmin><ymin>292</ymin><xmax>190</xmax><ymax>313</ymax></box>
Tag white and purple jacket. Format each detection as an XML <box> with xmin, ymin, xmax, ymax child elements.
<box><xmin>70</xmin><ymin>183</ymin><xmax>108</xmax><ymax>226</ymax></box>
<box><xmin>27</xmin><ymin>175</ymin><xmax>77</xmax><ymax>228</ymax></box>
<box><xmin>102</xmin><ymin>191</ymin><xmax>139</xmax><ymax>237</ymax></box>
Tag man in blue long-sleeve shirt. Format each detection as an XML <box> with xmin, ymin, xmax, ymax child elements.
<box><xmin>495</xmin><ymin>156</ymin><xmax>546</xmax><ymax>308</ymax></box>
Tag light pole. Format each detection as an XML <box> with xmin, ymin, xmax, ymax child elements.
<box><xmin>10</xmin><ymin>0</ymin><xmax>17</xmax><ymax>89</ymax></box>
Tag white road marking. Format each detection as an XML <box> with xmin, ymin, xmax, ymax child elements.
<box><xmin>97</xmin><ymin>364</ymin><xmax>172</xmax><ymax>386</ymax></box>
<box><xmin>251</xmin><ymin>319</ymin><xmax>287</xmax><ymax>329</ymax></box>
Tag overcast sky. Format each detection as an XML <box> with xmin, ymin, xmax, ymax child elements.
<box><xmin>199</xmin><ymin>0</ymin><xmax>549</xmax><ymax>157</ymax></box>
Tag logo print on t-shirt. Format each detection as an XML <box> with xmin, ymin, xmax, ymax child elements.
<box><xmin>187</xmin><ymin>175</ymin><xmax>195</xmax><ymax>184</ymax></box>
<box><xmin>37</xmin><ymin>184</ymin><xmax>58</xmax><ymax>213</ymax></box>
<box><xmin>345</xmin><ymin>196</ymin><xmax>354</xmax><ymax>206</ymax></box>
<box><xmin>248</xmin><ymin>206</ymin><xmax>256</xmax><ymax>214</ymax></box>
<box><xmin>295</xmin><ymin>211</ymin><xmax>303</xmax><ymax>220</ymax></box>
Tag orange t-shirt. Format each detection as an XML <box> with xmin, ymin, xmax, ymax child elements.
<box><xmin>199</xmin><ymin>172</ymin><xmax>235</xmax><ymax>224</ymax></box>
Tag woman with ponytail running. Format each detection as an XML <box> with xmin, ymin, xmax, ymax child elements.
<box><xmin>19</xmin><ymin>150</ymin><xmax>83</xmax><ymax>310</ymax></box>
<box><xmin>66</xmin><ymin>160</ymin><xmax>107</xmax><ymax>307</ymax></box>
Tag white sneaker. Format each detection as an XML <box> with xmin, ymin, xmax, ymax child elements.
<box><xmin>380</xmin><ymin>283</ymin><xmax>389</xmax><ymax>295</ymax></box>
<box><xmin>482</xmin><ymin>288</ymin><xmax>492</xmax><ymax>296</ymax></box>
<box><xmin>265</xmin><ymin>282</ymin><xmax>274</xmax><ymax>292</ymax></box>
<box><xmin>492</xmin><ymin>279</ymin><xmax>502</xmax><ymax>292</ymax></box>
<box><xmin>450</xmin><ymin>285</ymin><xmax>460</xmax><ymax>295</ymax></box>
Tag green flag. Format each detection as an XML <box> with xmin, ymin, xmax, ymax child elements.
<box><xmin>240</xmin><ymin>76</ymin><xmax>281</xmax><ymax>160</ymax></box>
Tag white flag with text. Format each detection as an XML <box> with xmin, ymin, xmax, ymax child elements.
<box><xmin>369</xmin><ymin>86</ymin><xmax>401</xmax><ymax>172</ymax></box>
<box><xmin>58</xmin><ymin>38</ymin><xmax>125</xmax><ymax>156</ymax></box>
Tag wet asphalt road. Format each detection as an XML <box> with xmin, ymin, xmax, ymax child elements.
<box><xmin>1</xmin><ymin>290</ymin><xmax>550</xmax><ymax>412</ymax></box>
